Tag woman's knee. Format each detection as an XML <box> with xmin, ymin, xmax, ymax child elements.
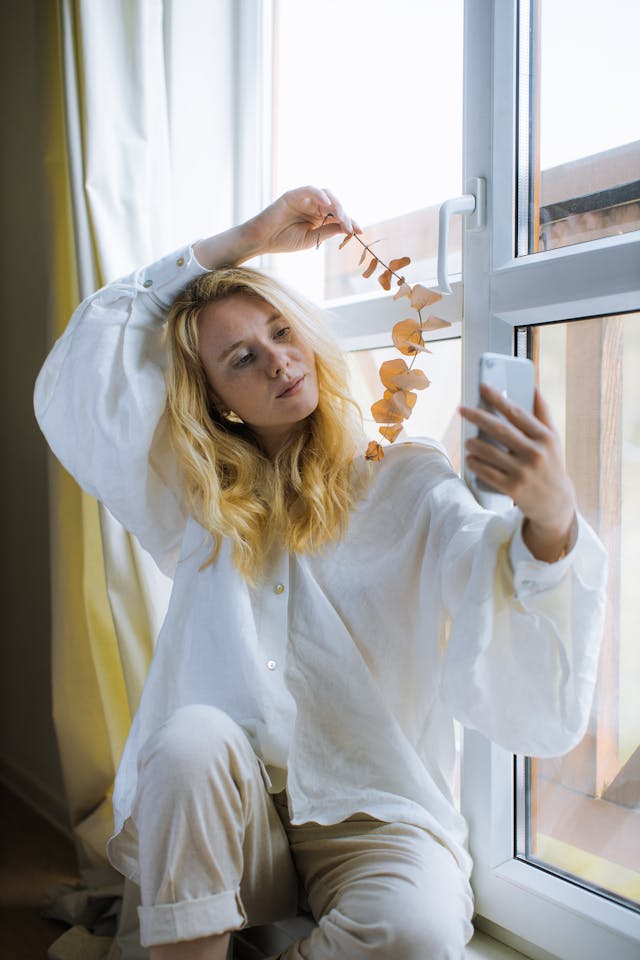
<box><xmin>138</xmin><ymin>705</ymin><xmax>250</xmax><ymax>785</ymax></box>
<box><xmin>325</xmin><ymin>880</ymin><xmax>472</xmax><ymax>960</ymax></box>
<box><xmin>390</xmin><ymin>897</ymin><xmax>473</xmax><ymax>960</ymax></box>
<box><xmin>386</xmin><ymin>867</ymin><xmax>473</xmax><ymax>960</ymax></box>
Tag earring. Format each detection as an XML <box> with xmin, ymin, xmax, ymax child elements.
<box><xmin>222</xmin><ymin>409</ymin><xmax>244</xmax><ymax>424</ymax></box>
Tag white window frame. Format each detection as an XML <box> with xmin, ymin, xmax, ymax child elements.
<box><xmin>461</xmin><ymin>3</ymin><xmax>640</xmax><ymax>958</ymax></box>
<box><xmin>232</xmin><ymin>0</ymin><xmax>276</xmax><ymax>227</ymax></box>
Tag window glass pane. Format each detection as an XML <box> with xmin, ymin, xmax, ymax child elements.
<box><xmin>519</xmin><ymin>313</ymin><xmax>640</xmax><ymax>908</ymax></box>
<box><xmin>523</xmin><ymin>0</ymin><xmax>640</xmax><ymax>254</ymax></box>
<box><xmin>272</xmin><ymin>0</ymin><xmax>463</xmax><ymax>300</ymax></box>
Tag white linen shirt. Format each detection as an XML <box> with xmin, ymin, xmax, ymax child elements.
<box><xmin>34</xmin><ymin>244</ymin><xmax>608</xmax><ymax>883</ymax></box>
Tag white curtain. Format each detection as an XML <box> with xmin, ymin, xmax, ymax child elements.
<box><xmin>46</xmin><ymin>1</ymin><xmax>238</xmax><ymax>956</ymax></box>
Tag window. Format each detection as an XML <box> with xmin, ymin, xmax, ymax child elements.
<box><xmin>256</xmin><ymin>0</ymin><xmax>640</xmax><ymax>955</ymax></box>
<box><xmin>518</xmin><ymin>314</ymin><xmax>640</xmax><ymax>910</ymax></box>
<box><xmin>270</xmin><ymin>0</ymin><xmax>464</xmax><ymax>303</ymax></box>
<box><xmin>522</xmin><ymin>0</ymin><xmax>640</xmax><ymax>255</ymax></box>
<box><xmin>347</xmin><ymin>339</ymin><xmax>462</xmax><ymax>465</ymax></box>
<box><xmin>462</xmin><ymin>2</ymin><xmax>640</xmax><ymax>957</ymax></box>
<box><xmin>270</xmin><ymin>0</ymin><xmax>465</xmax><ymax>464</ymax></box>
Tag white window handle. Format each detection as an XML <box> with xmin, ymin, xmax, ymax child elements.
<box><xmin>437</xmin><ymin>177</ymin><xmax>486</xmax><ymax>294</ymax></box>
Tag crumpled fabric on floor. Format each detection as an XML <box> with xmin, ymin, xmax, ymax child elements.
<box><xmin>42</xmin><ymin>879</ymin><xmax>122</xmax><ymax>934</ymax></box>
<box><xmin>43</xmin><ymin>876</ymin><xmax>149</xmax><ymax>960</ymax></box>
<box><xmin>47</xmin><ymin>924</ymin><xmax>113</xmax><ymax>960</ymax></box>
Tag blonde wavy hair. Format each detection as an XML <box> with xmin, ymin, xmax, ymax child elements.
<box><xmin>165</xmin><ymin>266</ymin><xmax>368</xmax><ymax>583</ymax></box>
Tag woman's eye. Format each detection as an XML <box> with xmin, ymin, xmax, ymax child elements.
<box><xmin>233</xmin><ymin>352</ymin><xmax>253</xmax><ymax>368</ymax></box>
<box><xmin>274</xmin><ymin>326</ymin><xmax>290</xmax><ymax>340</ymax></box>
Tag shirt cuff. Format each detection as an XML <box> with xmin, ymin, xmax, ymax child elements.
<box><xmin>509</xmin><ymin>513</ymin><xmax>577</xmax><ymax>597</ymax></box>
<box><xmin>135</xmin><ymin>244</ymin><xmax>209</xmax><ymax>309</ymax></box>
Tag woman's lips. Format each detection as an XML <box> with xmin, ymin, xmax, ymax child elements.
<box><xmin>277</xmin><ymin>376</ymin><xmax>304</xmax><ymax>398</ymax></box>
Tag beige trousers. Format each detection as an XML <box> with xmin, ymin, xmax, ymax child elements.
<box><xmin>130</xmin><ymin>705</ymin><xmax>474</xmax><ymax>958</ymax></box>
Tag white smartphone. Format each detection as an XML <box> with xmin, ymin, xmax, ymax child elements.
<box><xmin>471</xmin><ymin>352</ymin><xmax>535</xmax><ymax>498</ymax></box>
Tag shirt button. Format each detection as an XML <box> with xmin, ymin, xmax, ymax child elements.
<box><xmin>143</xmin><ymin>279</ymin><xmax>153</xmax><ymax>288</ymax></box>
<box><xmin>274</xmin><ymin>583</ymin><xmax>285</xmax><ymax>595</ymax></box>
<box><xmin>176</xmin><ymin>256</ymin><xmax>185</xmax><ymax>266</ymax></box>
<box><xmin>266</xmin><ymin>659</ymin><xmax>277</xmax><ymax>670</ymax></box>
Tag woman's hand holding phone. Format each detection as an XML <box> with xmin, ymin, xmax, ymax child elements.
<box><xmin>460</xmin><ymin>381</ymin><xmax>578</xmax><ymax>563</ymax></box>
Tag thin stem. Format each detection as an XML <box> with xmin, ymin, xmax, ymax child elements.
<box><xmin>408</xmin><ymin>307</ymin><xmax>425</xmax><ymax>370</ymax></box>
<box><xmin>321</xmin><ymin>215</ymin><xmax>408</xmax><ymax>286</ymax></box>
<box><xmin>351</xmin><ymin>233</ymin><xmax>407</xmax><ymax>286</ymax></box>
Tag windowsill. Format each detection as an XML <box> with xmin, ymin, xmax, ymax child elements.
<box><xmin>468</xmin><ymin>930</ymin><xmax>532</xmax><ymax>959</ymax></box>
<box><xmin>236</xmin><ymin>921</ymin><xmax>536</xmax><ymax>959</ymax></box>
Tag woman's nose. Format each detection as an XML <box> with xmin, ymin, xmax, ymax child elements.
<box><xmin>265</xmin><ymin>346</ymin><xmax>289</xmax><ymax>377</ymax></box>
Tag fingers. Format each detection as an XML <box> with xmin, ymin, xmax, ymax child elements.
<box><xmin>481</xmin><ymin>383</ymin><xmax>546</xmax><ymax>436</ymax></box>
<box><xmin>460</xmin><ymin>380</ymin><xmax>576</xmax><ymax>536</ymax></box>
<box><xmin>321</xmin><ymin>187</ymin><xmax>362</xmax><ymax>235</ymax></box>
<box><xmin>315</xmin><ymin>221</ymin><xmax>347</xmax><ymax>244</ymax></box>
<box><xmin>464</xmin><ymin>454</ymin><xmax>513</xmax><ymax>496</ymax></box>
<box><xmin>462</xmin><ymin>384</ymin><xmax>548</xmax><ymax>443</ymax></box>
<box><xmin>287</xmin><ymin>185</ymin><xmax>358</xmax><ymax>234</ymax></box>
<box><xmin>460</xmin><ymin>383</ymin><xmax>548</xmax><ymax>489</ymax></box>
<box><xmin>460</xmin><ymin>408</ymin><xmax>541</xmax><ymax>459</ymax></box>
<box><xmin>464</xmin><ymin>428</ymin><xmax>531</xmax><ymax>488</ymax></box>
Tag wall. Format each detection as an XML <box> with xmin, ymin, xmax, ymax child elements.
<box><xmin>0</xmin><ymin>2</ymin><xmax>67</xmax><ymax>826</ymax></box>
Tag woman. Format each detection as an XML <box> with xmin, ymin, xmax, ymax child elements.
<box><xmin>35</xmin><ymin>186</ymin><xmax>607</xmax><ymax>960</ymax></box>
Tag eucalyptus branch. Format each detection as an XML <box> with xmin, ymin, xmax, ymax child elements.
<box><xmin>322</xmin><ymin>217</ymin><xmax>451</xmax><ymax>460</ymax></box>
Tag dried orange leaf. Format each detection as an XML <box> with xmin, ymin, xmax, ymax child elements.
<box><xmin>423</xmin><ymin>314</ymin><xmax>452</xmax><ymax>331</ymax></box>
<box><xmin>379</xmin><ymin>358</ymin><xmax>409</xmax><ymax>389</ymax></box>
<box><xmin>392</xmin><ymin>318</ymin><xmax>425</xmax><ymax>356</ymax></box>
<box><xmin>410</xmin><ymin>284</ymin><xmax>443</xmax><ymax>310</ymax></box>
<box><xmin>358</xmin><ymin>246</ymin><xmax>369</xmax><ymax>265</ymax></box>
<box><xmin>378</xmin><ymin>269</ymin><xmax>392</xmax><ymax>291</ymax></box>
<box><xmin>365</xmin><ymin>440</ymin><xmax>385</xmax><ymax>461</ymax></box>
<box><xmin>362</xmin><ymin>257</ymin><xmax>378</xmax><ymax>279</ymax></box>
<box><xmin>371</xmin><ymin>398</ymin><xmax>404</xmax><ymax>424</ymax></box>
<box><xmin>392</xmin><ymin>369</ymin><xmax>431</xmax><ymax>391</ymax></box>
<box><xmin>379</xmin><ymin>424</ymin><xmax>403</xmax><ymax>442</ymax></box>
<box><xmin>339</xmin><ymin>233</ymin><xmax>354</xmax><ymax>249</ymax></box>
<box><xmin>389</xmin><ymin>256</ymin><xmax>411</xmax><ymax>272</ymax></box>
<box><xmin>393</xmin><ymin>282</ymin><xmax>413</xmax><ymax>301</ymax></box>
<box><xmin>383</xmin><ymin>388</ymin><xmax>397</xmax><ymax>399</ymax></box>
<box><xmin>390</xmin><ymin>389</ymin><xmax>417</xmax><ymax>418</ymax></box>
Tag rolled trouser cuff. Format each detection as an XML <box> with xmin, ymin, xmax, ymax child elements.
<box><xmin>138</xmin><ymin>887</ymin><xmax>245</xmax><ymax>947</ymax></box>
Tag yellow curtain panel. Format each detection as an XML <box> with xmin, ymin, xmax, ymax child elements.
<box><xmin>43</xmin><ymin>0</ymin><xmax>137</xmax><ymax>875</ymax></box>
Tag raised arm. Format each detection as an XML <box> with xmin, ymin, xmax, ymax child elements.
<box><xmin>34</xmin><ymin>187</ymin><xmax>357</xmax><ymax>575</ymax></box>
<box><xmin>193</xmin><ymin>186</ymin><xmax>359</xmax><ymax>269</ymax></box>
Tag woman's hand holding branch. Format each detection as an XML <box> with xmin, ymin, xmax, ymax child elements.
<box><xmin>194</xmin><ymin>187</ymin><xmax>359</xmax><ymax>270</ymax></box>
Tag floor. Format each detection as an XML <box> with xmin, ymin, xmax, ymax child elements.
<box><xmin>0</xmin><ymin>782</ymin><xmax>531</xmax><ymax>960</ymax></box>
<box><xmin>0</xmin><ymin>782</ymin><xmax>79</xmax><ymax>958</ymax></box>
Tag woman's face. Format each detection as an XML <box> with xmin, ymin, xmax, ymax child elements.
<box><xmin>197</xmin><ymin>293</ymin><xmax>319</xmax><ymax>456</ymax></box>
